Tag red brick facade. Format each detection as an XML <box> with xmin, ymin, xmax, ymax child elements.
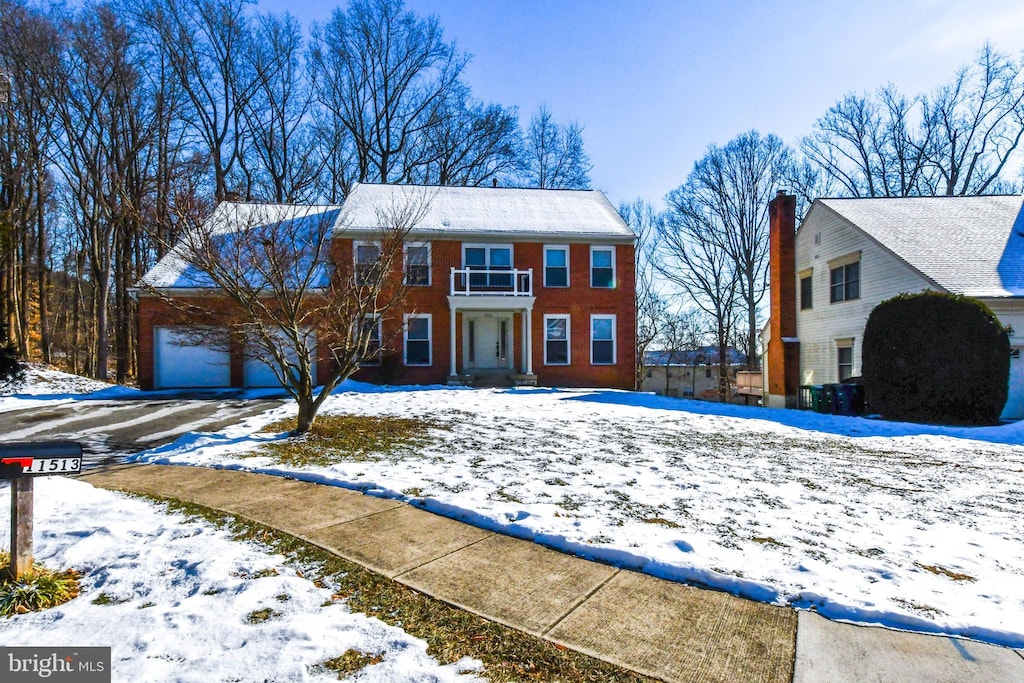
<box><xmin>138</xmin><ymin>237</ymin><xmax>636</xmax><ymax>390</ymax></box>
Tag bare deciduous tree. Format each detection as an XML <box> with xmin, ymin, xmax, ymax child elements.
<box><xmin>619</xmin><ymin>198</ymin><xmax>662</xmax><ymax>390</ymax></box>
<box><xmin>657</xmin><ymin>188</ymin><xmax>739</xmax><ymax>402</ymax></box>
<box><xmin>308</xmin><ymin>0</ymin><xmax>466</xmax><ymax>187</ymax></box>
<box><xmin>522</xmin><ymin>105</ymin><xmax>591</xmax><ymax>189</ymax></box>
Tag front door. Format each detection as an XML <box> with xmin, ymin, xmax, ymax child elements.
<box><xmin>465</xmin><ymin>315</ymin><xmax>512</xmax><ymax>370</ymax></box>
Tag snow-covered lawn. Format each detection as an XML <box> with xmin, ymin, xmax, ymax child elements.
<box><xmin>0</xmin><ymin>477</ymin><xmax>480</xmax><ymax>682</ymax></box>
<box><xmin>135</xmin><ymin>384</ymin><xmax>1024</xmax><ymax>648</ymax></box>
<box><xmin>0</xmin><ymin>364</ymin><xmax>136</xmax><ymax>413</ymax></box>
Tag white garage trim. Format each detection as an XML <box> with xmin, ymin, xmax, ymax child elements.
<box><xmin>155</xmin><ymin>327</ymin><xmax>231</xmax><ymax>389</ymax></box>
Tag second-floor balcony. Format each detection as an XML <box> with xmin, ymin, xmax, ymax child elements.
<box><xmin>450</xmin><ymin>268</ymin><xmax>533</xmax><ymax>296</ymax></box>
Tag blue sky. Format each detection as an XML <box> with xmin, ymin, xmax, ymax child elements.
<box><xmin>258</xmin><ymin>0</ymin><xmax>1024</xmax><ymax>207</ymax></box>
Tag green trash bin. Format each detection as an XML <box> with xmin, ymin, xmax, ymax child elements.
<box><xmin>809</xmin><ymin>385</ymin><xmax>826</xmax><ymax>413</ymax></box>
<box><xmin>821</xmin><ymin>384</ymin><xmax>839</xmax><ymax>414</ymax></box>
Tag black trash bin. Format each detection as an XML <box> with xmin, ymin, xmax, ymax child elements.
<box><xmin>832</xmin><ymin>383</ymin><xmax>866</xmax><ymax>416</ymax></box>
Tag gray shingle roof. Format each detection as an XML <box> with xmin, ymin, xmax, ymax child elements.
<box><xmin>337</xmin><ymin>183</ymin><xmax>635</xmax><ymax>239</ymax></box>
<box><xmin>815</xmin><ymin>195</ymin><xmax>1024</xmax><ymax>298</ymax></box>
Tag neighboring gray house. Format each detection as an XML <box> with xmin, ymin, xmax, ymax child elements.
<box><xmin>764</xmin><ymin>194</ymin><xmax>1024</xmax><ymax>419</ymax></box>
<box><xmin>642</xmin><ymin>347</ymin><xmax>746</xmax><ymax>400</ymax></box>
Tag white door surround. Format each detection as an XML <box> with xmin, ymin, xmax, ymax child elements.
<box><xmin>464</xmin><ymin>313</ymin><xmax>513</xmax><ymax>370</ymax></box>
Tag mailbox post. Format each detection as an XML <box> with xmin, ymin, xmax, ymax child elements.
<box><xmin>1</xmin><ymin>441</ymin><xmax>82</xmax><ymax>580</ymax></box>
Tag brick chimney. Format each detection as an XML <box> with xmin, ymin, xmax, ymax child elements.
<box><xmin>767</xmin><ymin>191</ymin><xmax>800</xmax><ymax>408</ymax></box>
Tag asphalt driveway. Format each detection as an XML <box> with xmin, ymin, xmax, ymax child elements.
<box><xmin>0</xmin><ymin>394</ymin><xmax>284</xmax><ymax>468</ymax></box>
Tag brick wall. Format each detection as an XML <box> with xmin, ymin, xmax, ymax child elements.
<box><xmin>140</xmin><ymin>237</ymin><xmax>636</xmax><ymax>391</ymax></box>
<box><xmin>767</xmin><ymin>191</ymin><xmax>800</xmax><ymax>407</ymax></box>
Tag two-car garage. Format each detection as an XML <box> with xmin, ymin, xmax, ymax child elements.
<box><xmin>153</xmin><ymin>327</ymin><xmax>315</xmax><ymax>389</ymax></box>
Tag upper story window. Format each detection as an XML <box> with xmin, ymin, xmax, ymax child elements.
<box><xmin>404</xmin><ymin>242</ymin><xmax>431</xmax><ymax>286</ymax></box>
<box><xmin>464</xmin><ymin>244</ymin><xmax>513</xmax><ymax>288</ymax></box>
<box><xmin>800</xmin><ymin>273</ymin><xmax>813</xmax><ymax>310</ymax></box>
<box><xmin>830</xmin><ymin>261</ymin><xmax>860</xmax><ymax>303</ymax></box>
<box><xmin>544</xmin><ymin>246</ymin><xmax>569</xmax><ymax>287</ymax></box>
<box><xmin>591</xmin><ymin>246</ymin><xmax>615</xmax><ymax>288</ymax></box>
<box><xmin>354</xmin><ymin>241</ymin><xmax>381</xmax><ymax>286</ymax></box>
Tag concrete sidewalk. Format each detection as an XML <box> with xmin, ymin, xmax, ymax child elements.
<box><xmin>79</xmin><ymin>465</ymin><xmax>1024</xmax><ymax>683</ymax></box>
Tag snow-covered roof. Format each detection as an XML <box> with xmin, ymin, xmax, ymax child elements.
<box><xmin>813</xmin><ymin>195</ymin><xmax>1024</xmax><ymax>298</ymax></box>
<box><xmin>139</xmin><ymin>203</ymin><xmax>342</xmax><ymax>289</ymax></box>
<box><xmin>336</xmin><ymin>183</ymin><xmax>635</xmax><ymax>240</ymax></box>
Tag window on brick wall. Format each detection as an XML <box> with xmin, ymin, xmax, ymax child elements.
<box><xmin>544</xmin><ymin>246</ymin><xmax>569</xmax><ymax>287</ymax></box>
<box><xmin>404</xmin><ymin>243</ymin><xmax>431</xmax><ymax>286</ymax></box>
<box><xmin>360</xmin><ymin>315</ymin><xmax>382</xmax><ymax>366</ymax></box>
<box><xmin>354</xmin><ymin>241</ymin><xmax>381</xmax><ymax>286</ymax></box>
<box><xmin>404</xmin><ymin>315</ymin><xmax>431</xmax><ymax>366</ymax></box>
<box><xmin>591</xmin><ymin>314</ymin><xmax>615</xmax><ymax>364</ymax></box>
<box><xmin>590</xmin><ymin>246</ymin><xmax>615</xmax><ymax>288</ymax></box>
<box><xmin>544</xmin><ymin>314</ymin><xmax>570</xmax><ymax>365</ymax></box>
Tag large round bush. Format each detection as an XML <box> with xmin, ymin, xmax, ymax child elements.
<box><xmin>862</xmin><ymin>292</ymin><xmax>1009</xmax><ymax>425</ymax></box>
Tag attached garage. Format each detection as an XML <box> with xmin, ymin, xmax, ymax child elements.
<box><xmin>243</xmin><ymin>330</ymin><xmax>316</xmax><ymax>388</ymax></box>
<box><xmin>154</xmin><ymin>327</ymin><xmax>231</xmax><ymax>389</ymax></box>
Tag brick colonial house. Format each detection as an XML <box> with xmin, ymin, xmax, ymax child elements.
<box><xmin>763</xmin><ymin>191</ymin><xmax>1024</xmax><ymax>419</ymax></box>
<box><xmin>137</xmin><ymin>183</ymin><xmax>637</xmax><ymax>390</ymax></box>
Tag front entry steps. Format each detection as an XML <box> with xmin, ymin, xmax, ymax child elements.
<box><xmin>447</xmin><ymin>372</ymin><xmax>537</xmax><ymax>388</ymax></box>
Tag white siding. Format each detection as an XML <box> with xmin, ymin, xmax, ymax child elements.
<box><xmin>794</xmin><ymin>208</ymin><xmax>935</xmax><ymax>387</ymax></box>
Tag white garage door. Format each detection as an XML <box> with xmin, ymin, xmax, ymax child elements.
<box><xmin>1002</xmin><ymin>348</ymin><xmax>1024</xmax><ymax>420</ymax></box>
<box><xmin>244</xmin><ymin>330</ymin><xmax>316</xmax><ymax>388</ymax></box>
<box><xmin>155</xmin><ymin>327</ymin><xmax>231</xmax><ymax>389</ymax></box>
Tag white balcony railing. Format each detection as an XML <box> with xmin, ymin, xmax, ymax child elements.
<box><xmin>450</xmin><ymin>268</ymin><xmax>533</xmax><ymax>296</ymax></box>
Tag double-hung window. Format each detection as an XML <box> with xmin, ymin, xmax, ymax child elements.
<box><xmin>354</xmin><ymin>241</ymin><xmax>381</xmax><ymax>286</ymax></box>
<box><xmin>830</xmin><ymin>261</ymin><xmax>860</xmax><ymax>303</ymax></box>
<box><xmin>800</xmin><ymin>273</ymin><xmax>813</xmax><ymax>310</ymax></box>
<box><xmin>544</xmin><ymin>315</ymin><xmax>570</xmax><ymax>365</ymax></box>
<box><xmin>591</xmin><ymin>314</ymin><xmax>615</xmax><ymax>364</ymax></box>
<box><xmin>464</xmin><ymin>244</ymin><xmax>513</xmax><ymax>289</ymax></box>
<box><xmin>544</xmin><ymin>246</ymin><xmax>569</xmax><ymax>287</ymax></box>
<box><xmin>360</xmin><ymin>315</ymin><xmax>382</xmax><ymax>366</ymax></box>
<box><xmin>591</xmin><ymin>246</ymin><xmax>615</xmax><ymax>288</ymax></box>
<box><xmin>404</xmin><ymin>243</ymin><xmax>431</xmax><ymax>286</ymax></box>
<box><xmin>404</xmin><ymin>315</ymin><xmax>431</xmax><ymax>366</ymax></box>
<box><xmin>837</xmin><ymin>341</ymin><xmax>854</xmax><ymax>381</ymax></box>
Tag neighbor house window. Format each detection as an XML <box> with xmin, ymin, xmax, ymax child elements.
<box><xmin>800</xmin><ymin>274</ymin><xmax>813</xmax><ymax>310</ymax></box>
<box><xmin>590</xmin><ymin>246</ymin><xmax>615</xmax><ymax>288</ymax></box>
<box><xmin>354</xmin><ymin>241</ymin><xmax>381</xmax><ymax>285</ymax></box>
<box><xmin>837</xmin><ymin>343</ymin><xmax>854</xmax><ymax>381</ymax></box>
<box><xmin>404</xmin><ymin>315</ymin><xmax>431</xmax><ymax>366</ymax></box>
<box><xmin>544</xmin><ymin>314</ymin><xmax>570</xmax><ymax>365</ymax></box>
<box><xmin>404</xmin><ymin>243</ymin><xmax>431</xmax><ymax>286</ymax></box>
<box><xmin>544</xmin><ymin>246</ymin><xmax>569</xmax><ymax>287</ymax></box>
<box><xmin>830</xmin><ymin>261</ymin><xmax>860</xmax><ymax>303</ymax></box>
<box><xmin>360</xmin><ymin>315</ymin><xmax>382</xmax><ymax>366</ymax></box>
<box><xmin>591</xmin><ymin>314</ymin><xmax>615</xmax><ymax>364</ymax></box>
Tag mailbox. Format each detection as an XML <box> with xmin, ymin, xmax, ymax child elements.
<box><xmin>0</xmin><ymin>441</ymin><xmax>83</xmax><ymax>478</ymax></box>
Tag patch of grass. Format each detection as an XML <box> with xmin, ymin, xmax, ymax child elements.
<box><xmin>751</xmin><ymin>536</ymin><xmax>790</xmax><ymax>549</ymax></box>
<box><xmin>0</xmin><ymin>553</ymin><xmax>81</xmax><ymax>617</ymax></box>
<box><xmin>90</xmin><ymin>592</ymin><xmax>126</xmax><ymax>606</ymax></box>
<box><xmin>246</xmin><ymin>607</ymin><xmax>282</xmax><ymax>624</ymax></box>
<box><xmin>259</xmin><ymin>414</ymin><xmax>447</xmax><ymax>466</ymax></box>
<box><xmin>148</xmin><ymin>496</ymin><xmax>657</xmax><ymax>683</ymax></box>
<box><xmin>914</xmin><ymin>562</ymin><xmax>976</xmax><ymax>582</ymax></box>
<box><xmin>642</xmin><ymin>517</ymin><xmax>682</xmax><ymax>529</ymax></box>
<box><xmin>321</xmin><ymin>649</ymin><xmax>385</xmax><ymax>678</ymax></box>
<box><xmin>893</xmin><ymin>597</ymin><xmax>947</xmax><ymax>617</ymax></box>
<box><xmin>275</xmin><ymin>593</ymin><xmax>291</xmax><ymax>602</ymax></box>
<box><xmin>544</xmin><ymin>477</ymin><xmax>568</xmax><ymax>486</ymax></box>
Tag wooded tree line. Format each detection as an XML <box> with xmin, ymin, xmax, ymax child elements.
<box><xmin>0</xmin><ymin>0</ymin><xmax>591</xmax><ymax>381</ymax></box>
<box><xmin>633</xmin><ymin>43</ymin><xmax>1024</xmax><ymax>399</ymax></box>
